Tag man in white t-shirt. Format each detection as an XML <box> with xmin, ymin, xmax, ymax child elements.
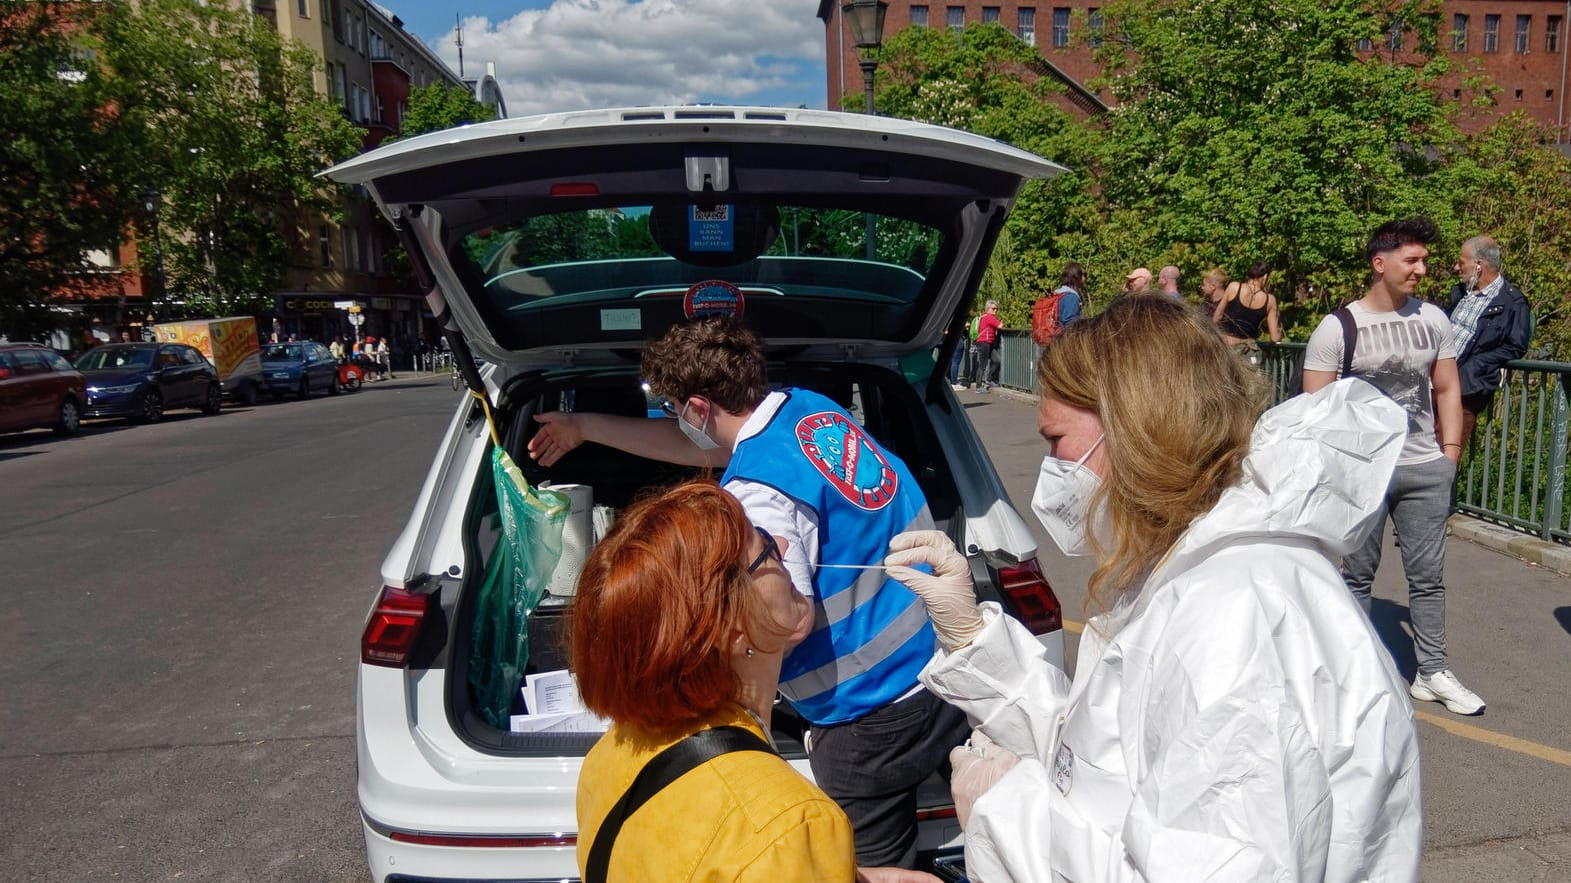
<box><xmin>1301</xmin><ymin>216</ymin><xmax>1482</xmax><ymax>715</ymax></box>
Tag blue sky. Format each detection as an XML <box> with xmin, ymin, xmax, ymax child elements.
<box><xmin>381</xmin><ymin>0</ymin><xmax>829</xmax><ymax>117</ymax></box>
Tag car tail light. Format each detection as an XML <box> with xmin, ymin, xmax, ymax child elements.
<box><xmin>389</xmin><ymin>831</ymin><xmax>577</xmax><ymax>849</ymax></box>
<box><xmin>361</xmin><ymin>586</ymin><xmax>431</xmax><ymax>667</ymax></box>
<box><xmin>915</xmin><ymin>805</ymin><xmax>958</xmax><ymax>822</ymax></box>
<box><xmin>549</xmin><ymin>181</ymin><xmax>600</xmax><ymax>197</ymax></box>
<box><xmin>997</xmin><ymin>558</ymin><xmax>1063</xmax><ymax>635</ymax></box>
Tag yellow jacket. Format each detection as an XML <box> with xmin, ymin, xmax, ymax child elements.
<box><xmin>576</xmin><ymin>704</ymin><xmax>856</xmax><ymax>882</ymax></box>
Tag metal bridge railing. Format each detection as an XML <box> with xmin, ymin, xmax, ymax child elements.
<box><xmin>994</xmin><ymin>331</ymin><xmax>1570</xmax><ymax>546</ymax></box>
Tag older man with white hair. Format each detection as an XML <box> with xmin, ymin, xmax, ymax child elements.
<box><xmin>1447</xmin><ymin>235</ymin><xmax>1532</xmax><ymax>451</ymax></box>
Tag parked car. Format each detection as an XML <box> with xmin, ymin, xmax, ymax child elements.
<box><xmin>73</xmin><ymin>342</ymin><xmax>222</xmax><ymax>422</ymax></box>
<box><xmin>326</xmin><ymin>106</ymin><xmax>1068</xmax><ymax>883</ymax></box>
<box><xmin>0</xmin><ymin>342</ymin><xmax>85</xmax><ymax>436</ymax></box>
<box><xmin>258</xmin><ymin>341</ymin><xmax>340</xmax><ymax>399</ymax></box>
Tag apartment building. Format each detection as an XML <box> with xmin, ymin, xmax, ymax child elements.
<box><xmin>256</xmin><ymin>0</ymin><xmax>505</xmax><ymax>345</ymax></box>
<box><xmin>820</xmin><ymin>1</ymin><xmax>1571</xmax><ymax>138</ymax></box>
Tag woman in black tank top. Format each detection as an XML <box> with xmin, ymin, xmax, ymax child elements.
<box><xmin>1213</xmin><ymin>261</ymin><xmax>1281</xmax><ymax>366</ymax></box>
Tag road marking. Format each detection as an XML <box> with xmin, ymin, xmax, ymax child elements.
<box><xmin>1415</xmin><ymin>711</ymin><xmax>1571</xmax><ymax>768</ymax></box>
<box><xmin>1057</xmin><ymin>620</ymin><xmax>1571</xmax><ymax>768</ymax></box>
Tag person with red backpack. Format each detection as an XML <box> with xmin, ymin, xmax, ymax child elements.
<box><xmin>1031</xmin><ymin>262</ymin><xmax>1086</xmax><ymax>348</ymax></box>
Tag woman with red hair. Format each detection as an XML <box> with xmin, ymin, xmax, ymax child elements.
<box><xmin>572</xmin><ymin>480</ymin><xmax>860</xmax><ymax>882</ymax></box>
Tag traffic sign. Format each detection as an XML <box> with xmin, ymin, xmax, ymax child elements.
<box><xmin>333</xmin><ymin>300</ymin><xmax>355</xmax><ymax>310</ymax></box>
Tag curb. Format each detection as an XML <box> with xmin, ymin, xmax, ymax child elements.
<box><xmin>1448</xmin><ymin>515</ymin><xmax>1571</xmax><ymax>578</ymax></box>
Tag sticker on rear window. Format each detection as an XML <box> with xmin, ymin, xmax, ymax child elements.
<box><xmin>688</xmin><ymin>204</ymin><xmax>735</xmax><ymax>252</ymax></box>
<box><xmin>600</xmin><ymin>308</ymin><xmax>641</xmax><ymax>332</ymax></box>
<box><xmin>683</xmin><ymin>280</ymin><xmax>744</xmax><ymax>320</ymax></box>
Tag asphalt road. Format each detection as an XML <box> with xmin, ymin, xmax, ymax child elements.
<box><xmin>0</xmin><ymin>375</ymin><xmax>457</xmax><ymax>882</ymax></box>
<box><xmin>3</xmin><ymin>375</ymin><xmax>1568</xmax><ymax>881</ymax></box>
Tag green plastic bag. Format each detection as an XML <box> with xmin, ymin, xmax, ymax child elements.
<box><xmin>468</xmin><ymin>447</ymin><xmax>570</xmax><ymax>728</ymax></box>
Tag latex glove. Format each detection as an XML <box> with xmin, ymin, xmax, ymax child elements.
<box><xmin>949</xmin><ymin>729</ymin><xmax>1021</xmax><ymax>831</ymax></box>
<box><xmin>525</xmin><ymin>412</ymin><xmax>583</xmax><ymax>466</ymax></box>
<box><xmin>884</xmin><ymin>530</ymin><xmax>984</xmax><ymax>651</ymax></box>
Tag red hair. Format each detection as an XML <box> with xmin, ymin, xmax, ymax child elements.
<box><xmin>570</xmin><ymin>481</ymin><xmax>765</xmax><ymax>736</ymax></box>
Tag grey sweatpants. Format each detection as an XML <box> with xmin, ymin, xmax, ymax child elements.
<box><xmin>1343</xmin><ymin>456</ymin><xmax>1457</xmax><ymax>676</ymax></box>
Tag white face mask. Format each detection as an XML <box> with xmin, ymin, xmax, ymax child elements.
<box><xmin>677</xmin><ymin>399</ymin><xmax>722</xmax><ymax>451</ymax></box>
<box><xmin>1031</xmin><ymin>434</ymin><xmax>1107</xmax><ymax>557</ymax></box>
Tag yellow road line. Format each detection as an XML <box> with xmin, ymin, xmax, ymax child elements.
<box><xmin>1056</xmin><ymin>620</ymin><xmax>1571</xmax><ymax>768</ymax></box>
<box><xmin>1415</xmin><ymin>710</ymin><xmax>1571</xmax><ymax>768</ymax></box>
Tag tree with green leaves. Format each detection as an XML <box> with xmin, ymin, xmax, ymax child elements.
<box><xmin>96</xmin><ymin>0</ymin><xmax>361</xmax><ymax>319</ymax></box>
<box><xmin>0</xmin><ymin>3</ymin><xmax>140</xmax><ymax>339</ymax></box>
<box><xmin>399</xmin><ymin>83</ymin><xmax>495</xmax><ymax>140</ymax></box>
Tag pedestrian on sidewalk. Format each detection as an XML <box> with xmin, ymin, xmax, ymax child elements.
<box><xmin>1302</xmin><ymin>216</ymin><xmax>1484</xmax><ymax>716</ymax></box>
<box><xmin>1445</xmin><ymin>235</ymin><xmax>1532</xmax><ymax>452</ymax></box>
<box><xmin>973</xmin><ymin>300</ymin><xmax>1002</xmax><ymax>393</ymax></box>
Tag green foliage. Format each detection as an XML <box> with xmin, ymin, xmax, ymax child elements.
<box><xmin>0</xmin><ymin>3</ymin><xmax>138</xmax><ymax>338</ymax></box>
<box><xmin>399</xmin><ymin>84</ymin><xmax>494</xmax><ymax>140</ymax></box>
<box><xmin>96</xmin><ymin>0</ymin><xmax>362</xmax><ymax>319</ymax></box>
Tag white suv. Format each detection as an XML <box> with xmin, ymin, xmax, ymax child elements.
<box><xmin>328</xmin><ymin>106</ymin><xmax>1068</xmax><ymax>882</ymax></box>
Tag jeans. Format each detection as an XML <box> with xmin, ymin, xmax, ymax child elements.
<box><xmin>808</xmin><ymin>689</ymin><xmax>971</xmax><ymax>868</ymax></box>
<box><xmin>1343</xmin><ymin>456</ymin><xmax>1457</xmax><ymax>676</ymax></box>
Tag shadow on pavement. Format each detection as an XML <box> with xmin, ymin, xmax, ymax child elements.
<box><xmin>1554</xmin><ymin>606</ymin><xmax>1571</xmax><ymax>639</ymax></box>
<box><xmin>1369</xmin><ymin>597</ymin><xmax>1418</xmax><ymax>680</ymax></box>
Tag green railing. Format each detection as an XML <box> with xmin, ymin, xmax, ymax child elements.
<box><xmin>995</xmin><ymin>330</ymin><xmax>1571</xmax><ymax>546</ymax></box>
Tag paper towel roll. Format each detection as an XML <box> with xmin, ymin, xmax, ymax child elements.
<box><xmin>542</xmin><ymin>483</ymin><xmax>593</xmax><ymax>596</ymax></box>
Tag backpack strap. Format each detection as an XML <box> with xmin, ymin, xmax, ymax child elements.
<box><xmin>584</xmin><ymin>725</ymin><xmax>774</xmax><ymax>883</ymax></box>
<box><xmin>1333</xmin><ymin>306</ymin><xmax>1356</xmax><ymax>378</ymax></box>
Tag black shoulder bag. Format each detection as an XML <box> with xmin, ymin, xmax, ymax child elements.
<box><xmin>584</xmin><ymin>725</ymin><xmax>775</xmax><ymax>883</ymax></box>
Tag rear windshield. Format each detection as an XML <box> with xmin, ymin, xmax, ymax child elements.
<box><xmin>262</xmin><ymin>344</ymin><xmax>303</xmax><ymax>361</ymax></box>
<box><xmin>450</xmin><ymin>201</ymin><xmax>946</xmax><ymax>351</ymax></box>
<box><xmin>75</xmin><ymin>347</ymin><xmax>154</xmax><ymax>370</ymax></box>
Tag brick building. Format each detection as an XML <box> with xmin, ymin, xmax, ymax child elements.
<box><xmin>819</xmin><ymin>1</ymin><xmax>1571</xmax><ymax>138</ymax></box>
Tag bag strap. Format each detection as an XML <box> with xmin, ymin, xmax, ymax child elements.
<box><xmin>584</xmin><ymin>725</ymin><xmax>774</xmax><ymax>883</ymax></box>
<box><xmin>1333</xmin><ymin>306</ymin><xmax>1356</xmax><ymax>378</ymax></box>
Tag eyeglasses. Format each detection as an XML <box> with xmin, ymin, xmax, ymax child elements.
<box><xmin>658</xmin><ymin>397</ymin><xmax>680</xmax><ymax>418</ymax></box>
<box><xmin>746</xmin><ymin>525</ymin><xmax>783</xmax><ymax>574</ymax></box>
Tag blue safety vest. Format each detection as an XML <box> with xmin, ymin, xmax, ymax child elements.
<box><xmin>722</xmin><ymin>389</ymin><xmax>936</xmax><ymax>725</ymax></box>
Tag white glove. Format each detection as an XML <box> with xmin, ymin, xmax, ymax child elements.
<box><xmin>884</xmin><ymin>530</ymin><xmax>984</xmax><ymax>651</ymax></box>
<box><xmin>949</xmin><ymin>729</ymin><xmax>1021</xmax><ymax>831</ymax></box>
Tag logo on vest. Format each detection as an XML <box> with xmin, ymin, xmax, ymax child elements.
<box><xmin>795</xmin><ymin>411</ymin><xmax>898</xmax><ymax>510</ymax></box>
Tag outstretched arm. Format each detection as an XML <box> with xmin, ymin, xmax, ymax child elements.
<box><xmin>525</xmin><ymin>412</ymin><xmax>730</xmax><ymax>468</ymax></box>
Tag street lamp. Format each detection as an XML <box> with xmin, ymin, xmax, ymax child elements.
<box><xmin>841</xmin><ymin>0</ymin><xmax>888</xmax><ymax>114</ymax></box>
<box><xmin>141</xmin><ymin>187</ymin><xmax>167</xmax><ymax>325</ymax></box>
<box><xmin>842</xmin><ymin>0</ymin><xmax>888</xmax><ymax>261</ymax></box>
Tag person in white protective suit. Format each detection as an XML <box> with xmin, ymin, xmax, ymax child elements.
<box><xmin>883</xmin><ymin>296</ymin><xmax>1423</xmax><ymax>883</ymax></box>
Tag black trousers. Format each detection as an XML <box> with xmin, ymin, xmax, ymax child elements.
<box><xmin>807</xmin><ymin>689</ymin><xmax>972</xmax><ymax>868</ymax></box>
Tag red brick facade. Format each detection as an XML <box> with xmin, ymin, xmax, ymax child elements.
<box><xmin>820</xmin><ymin>0</ymin><xmax>1571</xmax><ymax>137</ymax></box>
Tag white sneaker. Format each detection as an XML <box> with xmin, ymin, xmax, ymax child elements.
<box><xmin>951</xmin><ymin>383</ymin><xmax>967</xmax><ymax>391</ymax></box>
<box><xmin>1410</xmin><ymin>670</ymin><xmax>1485</xmax><ymax>715</ymax></box>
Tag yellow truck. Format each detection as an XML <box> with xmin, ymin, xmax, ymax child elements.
<box><xmin>153</xmin><ymin>317</ymin><xmax>263</xmax><ymax>405</ymax></box>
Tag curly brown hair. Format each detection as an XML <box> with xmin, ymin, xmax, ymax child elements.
<box><xmin>641</xmin><ymin>318</ymin><xmax>769</xmax><ymax>414</ymax></box>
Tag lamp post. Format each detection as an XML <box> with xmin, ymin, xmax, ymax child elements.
<box><xmin>842</xmin><ymin>0</ymin><xmax>888</xmax><ymax>261</ymax></box>
<box><xmin>141</xmin><ymin>187</ymin><xmax>167</xmax><ymax>326</ymax></box>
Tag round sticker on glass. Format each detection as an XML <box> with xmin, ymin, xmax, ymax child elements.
<box><xmin>683</xmin><ymin>280</ymin><xmax>745</xmax><ymax>320</ymax></box>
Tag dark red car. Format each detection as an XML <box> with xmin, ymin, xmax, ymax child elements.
<box><xmin>0</xmin><ymin>342</ymin><xmax>86</xmax><ymax>436</ymax></box>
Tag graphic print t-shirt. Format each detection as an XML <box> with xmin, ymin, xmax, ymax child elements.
<box><xmin>1303</xmin><ymin>298</ymin><xmax>1457</xmax><ymax>465</ymax></box>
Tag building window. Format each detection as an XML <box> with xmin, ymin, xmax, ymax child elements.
<box><xmin>1357</xmin><ymin>36</ymin><xmax>1372</xmax><ymax>52</ymax></box>
<box><xmin>1053</xmin><ymin>7</ymin><xmax>1070</xmax><ymax>47</ymax></box>
<box><xmin>910</xmin><ymin>5</ymin><xmax>927</xmax><ymax>27</ymax></box>
<box><xmin>982</xmin><ymin>6</ymin><xmax>999</xmax><ymax>24</ymax></box>
<box><xmin>1549</xmin><ymin>89</ymin><xmax>1556</xmax><ymax>100</ymax></box>
<box><xmin>297</xmin><ymin>0</ymin><xmax>308</xmax><ymax>16</ymax></box>
<box><xmin>1089</xmin><ymin>8</ymin><xmax>1103</xmax><ymax>47</ymax></box>
<box><xmin>1018</xmin><ymin>7</ymin><xmax>1035</xmax><ymax>45</ymax></box>
<box><xmin>1516</xmin><ymin>15</ymin><xmax>1531</xmax><ymax>53</ymax></box>
<box><xmin>1550</xmin><ymin>16</ymin><xmax>1562</xmax><ymax>53</ymax></box>
<box><xmin>1453</xmin><ymin>14</ymin><xmax>1468</xmax><ymax>52</ymax></box>
<box><xmin>334</xmin><ymin>65</ymin><xmax>347</xmax><ymax>111</ymax></box>
<box><xmin>1514</xmin><ymin>88</ymin><xmax>1524</xmax><ymax>101</ymax></box>
<box><xmin>947</xmin><ymin>6</ymin><xmax>963</xmax><ymax>29</ymax></box>
<box><xmin>1485</xmin><ymin>14</ymin><xmax>1499</xmax><ymax>52</ymax></box>
<box><xmin>349</xmin><ymin>229</ymin><xmax>361</xmax><ymax>271</ymax></box>
<box><xmin>1387</xmin><ymin>19</ymin><xmax>1403</xmax><ymax>52</ymax></box>
<box><xmin>319</xmin><ymin>226</ymin><xmax>334</xmax><ymax>268</ymax></box>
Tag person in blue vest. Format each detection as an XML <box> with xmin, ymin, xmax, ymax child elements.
<box><xmin>526</xmin><ymin>317</ymin><xmax>969</xmax><ymax>869</ymax></box>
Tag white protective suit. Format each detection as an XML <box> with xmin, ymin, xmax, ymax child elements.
<box><xmin>921</xmin><ymin>379</ymin><xmax>1424</xmax><ymax>883</ymax></box>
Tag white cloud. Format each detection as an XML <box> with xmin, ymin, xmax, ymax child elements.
<box><xmin>432</xmin><ymin>0</ymin><xmax>827</xmax><ymax>117</ymax></box>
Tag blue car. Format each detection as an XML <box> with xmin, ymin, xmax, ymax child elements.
<box><xmin>74</xmin><ymin>343</ymin><xmax>222</xmax><ymax>422</ymax></box>
<box><xmin>259</xmin><ymin>341</ymin><xmax>340</xmax><ymax>399</ymax></box>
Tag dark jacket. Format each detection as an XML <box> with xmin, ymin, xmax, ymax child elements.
<box><xmin>1446</xmin><ymin>278</ymin><xmax>1532</xmax><ymax>397</ymax></box>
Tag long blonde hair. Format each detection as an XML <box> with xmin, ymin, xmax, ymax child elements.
<box><xmin>1037</xmin><ymin>295</ymin><xmax>1266</xmax><ymax>611</ymax></box>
